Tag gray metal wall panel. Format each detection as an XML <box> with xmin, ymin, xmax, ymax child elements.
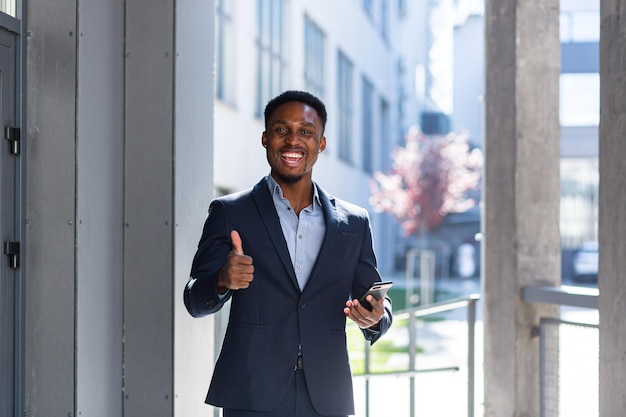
<box><xmin>0</xmin><ymin>23</ymin><xmax>18</xmax><ymax>417</ymax></box>
<box><xmin>25</xmin><ymin>0</ymin><xmax>77</xmax><ymax>415</ymax></box>
<box><xmin>173</xmin><ymin>1</ymin><xmax>217</xmax><ymax>415</ymax></box>
<box><xmin>75</xmin><ymin>0</ymin><xmax>124</xmax><ymax>415</ymax></box>
<box><xmin>124</xmin><ymin>0</ymin><xmax>175</xmax><ymax>415</ymax></box>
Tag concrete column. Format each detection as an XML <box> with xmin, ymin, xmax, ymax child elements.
<box><xmin>598</xmin><ymin>1</ymin><xmax>626</xmax><ymax>414</ymax></box>
<box><xmin>483</xmin><ymin>1</ymin><xmax>561</xmax><ymax>416</ymax></box>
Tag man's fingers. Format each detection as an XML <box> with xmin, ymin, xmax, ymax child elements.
<box><xmin>230</xmin><ymin>230</ymin><xmax>244</xmax><ymax>255</ymax></box>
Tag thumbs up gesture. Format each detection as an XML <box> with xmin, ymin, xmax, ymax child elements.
<box><xmin>216</xmin><ymin>230</ymin><xmax>255</xmax><ymax>293</ymax></box>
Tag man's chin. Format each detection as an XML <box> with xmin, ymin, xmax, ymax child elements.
<box><xmin>275</xmin><ymin>172</ymin><xmax>304</xmax><ymax>185</ymax></box>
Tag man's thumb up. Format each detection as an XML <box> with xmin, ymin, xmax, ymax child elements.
<box><xmin>230</xmin><ymin>230</ymin><xmax>244</xmax><ymax>255</ymax></box>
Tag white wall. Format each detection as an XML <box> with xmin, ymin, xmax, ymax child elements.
<box><xmin>76</xmin><ymin>0</ymin><xmax>125</xmax><ymax>415</ymax></box>
<box><xmin>453</xmin><ymin>14</ymin><xmax>485</xmax><ymax>145</ymax></box>
<box><xmin>174</xmin><ymin>0</ymin><xmax>218</xmax><ymax>415</ymax></box>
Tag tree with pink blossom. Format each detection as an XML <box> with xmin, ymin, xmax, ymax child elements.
<box><xmin>369</xmin><ymin>125</ymin><xmax>484</xmax><ymax>238</ymax></box>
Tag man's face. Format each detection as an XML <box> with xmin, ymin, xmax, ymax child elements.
<box><xmin>262</xmin><ymin>101</ymin><xmax>326</xmax><ymax>185</ymax></box>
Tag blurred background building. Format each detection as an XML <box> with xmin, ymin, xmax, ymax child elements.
<box><xmin>452</xmin><ymin>0</ymin><xmax>600</xmax><ymax>282</ymax></box>
<box><xmin>212</xmin><ymin>0</ymin><xmax>435</xmax><ymax>278</ymax></box>
<box><xmin>212</xmin><ymin>0</ymin><xmax>493</xmax><ymax>281</ymax></box>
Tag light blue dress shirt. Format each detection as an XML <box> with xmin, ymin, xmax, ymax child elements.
<box><xmin>267</xmin><ymin>174</ymin><xmax>326</xmax><ymax>291</ymax></box>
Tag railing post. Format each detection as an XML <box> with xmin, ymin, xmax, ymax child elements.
<box><xmin>365</xmin><ymin>341</ymin><xmax>371</xmax><ymax>417</ymax></box>
<box><xmin>409</xmin><ymin>311</ymin><xmax>416</xmax><ymax>417</ymax></box>
<box><xmin>406</xmin><ymin>250</ymin><xmax>417</xmax><ymax>417</ymax></box>
<box><xmin>467</xmin><ymin>295</ymin><xmax>477</xmax><ymax>417</ymax></box>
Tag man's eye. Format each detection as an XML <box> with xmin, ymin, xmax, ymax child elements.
<box><xmin>301</xmin><ymin>130</ymin><xmax>312</xmax><ymax>135</ymax></box>
<box><xmin>275</xmin><ymin>127</ymin><xmax>287</xmax><ymax>134</ymax></box>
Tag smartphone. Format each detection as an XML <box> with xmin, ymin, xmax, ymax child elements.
<box><xmin>359</xmin><ymin>281</ymin><xmax>393</xmax><ymax>311</ymax></box>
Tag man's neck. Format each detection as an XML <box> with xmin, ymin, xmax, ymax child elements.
<box><xmin>271</xmin><ymin>174</ymin><xmax>314</xmax><ymax>216</ymax></box>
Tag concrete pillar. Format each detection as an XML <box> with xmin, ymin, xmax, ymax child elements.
<box><xmin>483</xmin><ymin>1</ymin><xmax>561</xmax><ymax>416</ymax></box>
<box><xmin>598</xmin><ymin>1</ymin><xmax>626</xmax><ymax>414</ymax></box>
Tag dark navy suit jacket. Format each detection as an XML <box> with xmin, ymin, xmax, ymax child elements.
<box><xmin>184</xmin><ymin>177</ymin><xmax>392</xmax><ymax>415</ymax></box>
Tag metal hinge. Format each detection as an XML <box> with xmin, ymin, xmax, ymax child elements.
<box><xmin>5</xmin><ymin>126</ymin><xmax>20</xmax><ymax>155</ymax></box>
<box><xmin>3</xmin><ymin>241</ymin><xmax>19</xmax><ymax>269</ymax></box>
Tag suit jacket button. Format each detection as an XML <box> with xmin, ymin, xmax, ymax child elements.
<box><xmin>299</xmin><ymin>302</ymin><xmax>306</xmax><ymax>309</ymax></box>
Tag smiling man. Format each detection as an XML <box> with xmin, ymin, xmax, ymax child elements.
<box><xmin>184</xmin><ymin>90</ymin><xmax>393</xmax><ymax>417</ymax></box>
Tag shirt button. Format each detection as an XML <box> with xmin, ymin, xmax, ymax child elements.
<box><xmin>297</xmin><ymin>264</ymin><xmax>302</xmax><ymax>269</ymax></box>
<box><xmin>298</xmin><ymin>234</ymin><xmax>303</xmax><ymax>239</ymax></box>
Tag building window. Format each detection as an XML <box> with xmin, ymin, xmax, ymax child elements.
<box><xmin>362</xmin><ymin>0</ymin><xmax>374</xmax><ymax>18</ymax></box>
<box><xmin>380</xmin><ymin>0</ymin><xmax>389</xmax><ymax>41</ymax></box>
<box><xmin>560</xmin><ymin>3</ymin><xmax>600</xmax><ymax>43</ymax></box>
<box><xmin>304</xmin><ymin>15</ymin><xmax>325</xmax><ymax>99</ymax></box>
<box><xmin>398</xmin><ymin>0</ymin><xmax>407</xmax><ymax>17</ymax></box>
<box><xmin>560</xmin><ymin>158</ymin><xmax>599</xmax><ymax>248</ymax></box>
<box><xmin>216</xmin><ymin>0</ymin><xmax>235</xmax><ymax>103</ymax></box>
<box><xmin>337</xmin><ymin>51</ymin><xmax>354</xmax><ymax>164</ymax></box>
<box><xmin>0</xmin><ymin>0</ymin><xmax>15</xmax><ymax>17</ymax></box>
<box><xmin>396</xmin><ymin>58</ymin><xmax>407</xmax><ymax>145</ymax></box>
<box><xmin>361</xmin><ymin>76</ymin><xmax>374</xmax><ymax>172</ymax></box>
<box><xmin>255</xmin><ymin>0</ymin><xmax>286</xmax><ymax>116</ymax></box>
<box><xmin>380</xmin><ymin>98</ymin><xmax>391</xmax><ymax>170</ymax></box>
<box><xmin>560</xmin><ymin>73</ymin><xmax>599</xmax><ymax>127</ymax></box>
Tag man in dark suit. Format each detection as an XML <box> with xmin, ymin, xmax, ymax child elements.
<box><xmin>184</xmin><ymin>90</ymin><xmax>393</xmax><ymax>417</ymax></box>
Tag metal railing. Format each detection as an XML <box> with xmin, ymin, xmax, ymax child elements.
<box><xmin>352</xmin><ymin>293</ymin><xmax>480</xmax><ymax>417</ymax></box>
<box><xmin>523</xmin><ymin>285</ymin><xmax>599</xmax><ymax>417</ymax></box>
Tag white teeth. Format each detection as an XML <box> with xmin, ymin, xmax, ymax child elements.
<box><xmin>282</xmin><ymin>152</ymin><xmax>302</xmax><ymax>158</ymax></box>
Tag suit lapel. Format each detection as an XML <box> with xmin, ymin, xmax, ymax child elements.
<box><xmin>252</xmin><ymin>178</ymin><xmax>299</xmax><ymax>290</ymax></box>
<box><xmin>307</xmin><ymin>184</ymin><xmax>338</xmax><ymax>286</ymax></box>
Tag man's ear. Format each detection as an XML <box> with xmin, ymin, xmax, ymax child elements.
<box><xmin>262</xmin><ymin>132</ymin><xmax>267</xmax><ymax>148</ymax></box>
<box><xmin>319</xmin><ymin>136</ymin><xmax>327</xmax><ymax>152</ymax></box>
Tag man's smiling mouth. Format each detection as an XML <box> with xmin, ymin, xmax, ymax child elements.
<box><xmin>281</xmin><ymin>151</ymin><xmax>304</xmax><ymax>164</ymax></box>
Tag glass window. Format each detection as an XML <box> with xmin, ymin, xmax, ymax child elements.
<box><xmin>380</xmin><ymin>0</ymin><xmax>389</xmax><ymax>41</ymax></box>
<box><xmin>361</xmin><ymin>76</ymin><xmax>374</xmax><ymax>172</ymax></box>
<box><xmin>561</xmin><ymin>11</ymin><xmax>599</xmax><ymax>42</ymax></box>
<box><xmin>560</xmin><ymin>158</ymin><xmax>599</xmax><ymax>248</ymax></box>
<box><xmin>304</xmin><ymin>15</ymin><xmax>325</xmax><ymax>99</ymax></box>
<box><xmin>380</xmin><ymin>98</ymin><xmax>391</xmax><ymax>170</ymax></box>
<box><xmin>560</xmin><ymin>73</ymin><xmax>599</xmax><ymax>126</ymax></box>
<box><xmin>216</xmin><ymin>0</ymin><xmax>236</xmax><ymax>103</ymax></box>
<box><xmin>337</xmin><ymin>51</ymin><xmax>354</xmax><ymax>164</ymax></box>
<box><xmin>0</xmin><ymin>0</ymin><xmax>16</xmax><ymax>17</ymax></box>
<box><xmin>256</xmin><ymin>0</ymin><xmax>286</xmax><ymax>116</ymax></box>
<box><xmin>398</xmin><ymin>0</ymin><xmax>407</xmax><ymax>16</ymax></box>
<box><xmin>569</xmin><ymin>12</ymin><xmax>600</xmax><ymax>42</ymax></box>
<box><xmin>560</xmin><ymin>0</ymin><xmax>600</xmax><ymax>43</ymax></box>
<box><xmin>362</xmin><ymin>0</ymin><xmax>374</xmax><ymax>18</ymax></box>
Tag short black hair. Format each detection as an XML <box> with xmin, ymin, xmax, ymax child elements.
<box><xmin>264</xmin><ymin>90</ymin><xmax>327</xmax><ymax>132</ymax></box>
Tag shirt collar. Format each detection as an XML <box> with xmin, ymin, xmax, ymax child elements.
<box><xmin>267</xmin><ymin>174</ymin><xmax>322</xmax><ymax>211</ymax></box>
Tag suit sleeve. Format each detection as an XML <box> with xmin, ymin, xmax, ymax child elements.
<box><xmin>354</xmin><ymin>211</ymin><xmax>393</xmax><ymax>344</ymax></box>
<box><xmin>184</xmin><ymin>200</ymin><xmax>234</xmax><ymax>317</ymax></box>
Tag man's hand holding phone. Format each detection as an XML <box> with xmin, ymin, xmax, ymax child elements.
<box><xmin>344</xmin><ymin>281</ymin><xmax>392</xmax><ymax>329</ymax></box>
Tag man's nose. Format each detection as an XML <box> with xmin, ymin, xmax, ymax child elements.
<box><xmin>284</xmin><ymin>131</ymin><xmax>300</xmax><ymax>145</ymax></box>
